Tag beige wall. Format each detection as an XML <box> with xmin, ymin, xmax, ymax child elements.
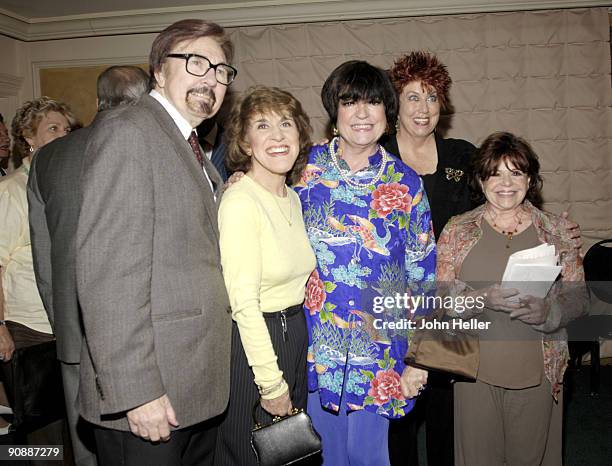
<box><xmin>0</xmin><ymin>7</ymin><xmax>610</xmax><ymax>246</ymax></box>
<box><xmin>0</xmin><ymin>34</ymin><xmax>23</xmax><ymax>120</ymax></box>
<box><xmin>39</xmin><ymin>64</ymin><xmax>148</xmax><ymax>126</ymax></box>
<box><xmin>0</xmin><ymin>33</ymin><xmax>156</xmax><ymax>123</ymax></box>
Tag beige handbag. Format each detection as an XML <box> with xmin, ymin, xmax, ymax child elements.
<box><xmin>405</xmin><ymin>314</ymin><xmax>479</xmax><ymax>380</ymax></box>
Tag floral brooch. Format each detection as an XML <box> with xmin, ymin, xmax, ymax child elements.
<box><xmin>445</xmin><ymin>168</ymin><xmax>464</xmax><ymax>183</ymax></box>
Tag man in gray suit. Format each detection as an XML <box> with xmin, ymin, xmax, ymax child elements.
<box><xmin>75</xmin><ymin>20</ymin><xmax>235</xmax><ymax>465</ymax></box>
<box><xmin>27</xmin><ymin>65</ymin><xmax>149</xmax><ymax>466</ymax></box>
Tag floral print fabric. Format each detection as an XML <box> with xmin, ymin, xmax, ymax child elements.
<box><xmin>295</xmin><ymin>142</ymin><xmax>436</xmax><ymax>418</ymax></box>
<box><xmin>436</xmin><ymin>201</ymin><xmax>587</xmax><ymax>398</ymax></box>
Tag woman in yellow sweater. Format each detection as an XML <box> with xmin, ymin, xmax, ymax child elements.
<box><xmin>215</xmin><ymin>86</ymin><xmax>316</xmax><ymax>465</ymax></box>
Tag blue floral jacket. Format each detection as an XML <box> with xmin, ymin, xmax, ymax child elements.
<box><xmin>295</xmin><ymin>142</ymin><xmax>436</xmax><ymax>418</ymax></box>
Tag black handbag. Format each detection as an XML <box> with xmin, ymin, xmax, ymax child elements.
<box><xmin>1</xmin><ymin>340</ymin><xmax>65</xmax><ymax>432</ymax></box>
<box><xmin>250</xmin><ymin>402</ymin><xmax>322</xmax><ymax>466</ymax></box>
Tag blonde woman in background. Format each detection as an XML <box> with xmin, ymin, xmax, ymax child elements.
<box><xmin>0</xmin><ymin>96</ymin><xmax>77</xmax><ymax>452</ymax></box>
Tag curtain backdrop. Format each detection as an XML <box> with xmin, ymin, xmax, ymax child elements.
<box><xmin>226</xmin><ymin>7</ymin><xmax>611</xmax><ymax>245</ymax></box>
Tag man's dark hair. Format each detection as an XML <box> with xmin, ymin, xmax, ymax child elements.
<box><xmin>97</xmin><ymin>66</ymin><xmax>150</xmax><ymax>111</ymax></box>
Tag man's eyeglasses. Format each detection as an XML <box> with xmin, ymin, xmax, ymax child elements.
<box><xmin>166</xmin><ymin>53</ymin><xmax>237</xmax><ymax>86</ymax></box>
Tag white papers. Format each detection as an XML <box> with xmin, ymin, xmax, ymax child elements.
<box><xmin>0</xmin><ymin>404</ymin><xmax>13</xmax><ymax>415</ymax></box>
<box><xmin>501</xmin><ymin>243</ymin><xmax>562</xmax><ymax>298</ymax></box>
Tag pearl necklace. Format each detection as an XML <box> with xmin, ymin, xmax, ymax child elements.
<box><xmin>328</xmin><ymin>137</ymin><xmax>389</xmax><ymax>191</ymax></box>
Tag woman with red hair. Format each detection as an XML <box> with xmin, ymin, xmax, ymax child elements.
<box><xmin>385</xmin><ymin>50</ymin><xmax>476</xmax><ymax>466</ymax></box>
<box><xmin>386</xmin><ymin>51</ymin><xmax>476</xmax><ymax>241</ymax></box>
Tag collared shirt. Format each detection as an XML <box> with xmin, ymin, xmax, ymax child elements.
<box><xmin>295</xmin><ymin>141</ymin><xmax>437</xmax><ymax>418</ymax></box>
<box><xmin>149</xmin><ymin>90</ymin><xmax>215</xmax><ymax>196</ymax></box>
<box><xmin>0</xmin><ymin>158</ymin><xmax>52</xmax><ymax>334</ymax></box>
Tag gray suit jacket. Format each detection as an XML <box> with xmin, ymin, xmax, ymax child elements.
<box><xmin>27</xmin><ymin>117</ymin><xmax>100</xmax><ymax>364</ymax></box>
<box><xmin>76</xmin><ymin>95</ymin><xmax>231</xmax><ymax>431</ymax></box>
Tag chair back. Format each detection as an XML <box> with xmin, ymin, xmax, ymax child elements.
<box><xmin>583</xmin><ymin>239</ymin><xmax>612</xmax><ymax>303</ymax></box>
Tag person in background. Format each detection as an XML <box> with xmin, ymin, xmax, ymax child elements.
<box><xmin>437</xmin><ymin>131</ymin><xmax>586</xmax><ymax>466</ymax></box>
<box><xmin>295</xmin><ymin>60</ymin><xmax>435</xmax><ymax>466</ymax></box>
<box><xmin>386</xmin><ymin>51</ymin><xmax>475</xmax><ymax>239</ymax></box>
<box><xmin>10</xmin><ymin>97</ymin><xmax>78</xmax><ymax>170</ymax></box>
<box><xmin>384</xmin><ymin>50</ymin><xmax>475</xmax><ymax>466</ymax></box>
<box><xmin>215</xmin><ymin>85</ymin><xmax>315</xmax><ymax>465</ymax></box>
<box><xmin>0</xmin><ymin>115</ymin><xmax>10</xmax><ymax>431</ymax></box>
<box><xmin>75</xmin><ymin>19</ymin><xmax>236</xmax><ymax>465</ymax></box>
<box><xmin>0</xmin><ymin>113</ymin><xmax>9</xmax><ymax>176</ymax></box>
<box><xmin>0</xmin><ymin>96</ymin><xmax>77</xmax><ymax>459</ymax></box>
<box><xmin>27</xmin><ymin>65</ymin><xmax>149</xmax><ymax>466</ymax></box>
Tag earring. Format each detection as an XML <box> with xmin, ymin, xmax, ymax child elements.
<box><xmin>395</xmin><ymin>119</ymin><xmax>400</xmax><ymax>132</ymax></box>
<box><xmin>332</xmin><ymin>125</ymin><xmax>339</xmax><ymax>137</ymax></box>
<box><xmin>29</xmin><ymin>146</ymin><xmax>34</xmax><ymax>153</ymax></box>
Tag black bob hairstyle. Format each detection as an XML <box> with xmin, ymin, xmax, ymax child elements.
<box><xmin>321</xmin><ymin>60</ymin><xmax>398</xmax><ymax>132</ymax></box>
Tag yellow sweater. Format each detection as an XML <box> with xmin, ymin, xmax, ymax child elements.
<box><xmin>218</xmin><ymin>176</ymin><xmax>316</xmax><ymax>399</ymax></box>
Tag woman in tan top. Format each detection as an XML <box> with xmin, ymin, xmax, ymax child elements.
<box><xmin>436</xmin><ymin>132</ymin><xmax>586</xmax><ymax>466</ymax></box>
<box><xmin>216</xmin><ymin>86</ymin><xmax>316</xmax><ymax>465</ymax></box>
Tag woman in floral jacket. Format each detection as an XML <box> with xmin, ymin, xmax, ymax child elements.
<box><xmin>295</xmin><ymin>60</ymin><xmax>436</xmax><ymax>466</ymax></box>
<box><xmin>437</xmin><ymin>132</ymin><xmax>587</xmax><ymax>466</ymax></box>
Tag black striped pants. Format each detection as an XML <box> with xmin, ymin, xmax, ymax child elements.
<box><xmin>214</xmin><ymin>305</ymin><xmax>308</xmax><ymax>466</ymax></box>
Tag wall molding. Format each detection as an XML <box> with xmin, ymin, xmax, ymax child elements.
<box><xmin>0</xmin><ymin>0</ymin><xmax>610</xmax><ymax>41</ymax></box>
<box><xmin>0</xmin><ymin>73</ymin><xmax>23</xmax><ymax>97</ymax></box>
